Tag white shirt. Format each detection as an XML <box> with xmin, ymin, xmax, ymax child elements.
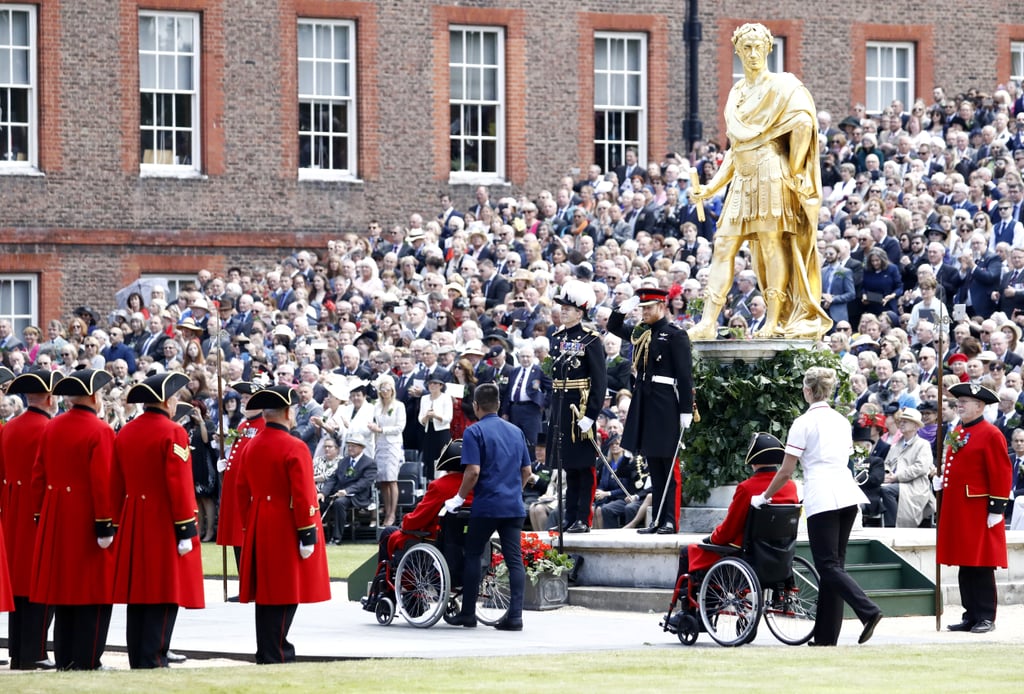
<box><xmin>785</xmin><ymin>401</ymin><xmax>868</xmax><ymax>517</ymax></box>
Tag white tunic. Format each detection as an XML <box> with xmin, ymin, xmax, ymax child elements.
<box><xmin>785</xmin><ymin>401</ymin><xmax>868</xmax><ymax>517</ymax></box>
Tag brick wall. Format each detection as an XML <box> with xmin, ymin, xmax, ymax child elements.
<box><xmin>2</xmin><ymin>1</ymin><xmax>1021</xmax><ymax>322</ymax></box>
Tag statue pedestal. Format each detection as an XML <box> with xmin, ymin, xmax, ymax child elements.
<box><xmin>690</xmin><ymin>338</ymin><xmax>816</xmax><ymax>362</ymax></box>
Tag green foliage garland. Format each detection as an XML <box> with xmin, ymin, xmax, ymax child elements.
<box><xmin>681</xmin><ymin>348</ymin><xmax>852</xmax><ymax>504</ymax></box>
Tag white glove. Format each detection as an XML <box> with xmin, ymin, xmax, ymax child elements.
<box><xmin>217</xmin><ymin>458</ymin><xmax>228</xmax><ymax>473</ymax></box>
<box><xmin>578</xmin><ymin>416</ymin><xmax>594</xmax><ymax>433</ymax></box>
<box><xmin>177</xmin><ymin>539</ymin><xmax>193</xmax><ymax>556</ymax></box>
<box><xmin>444</xmin><ymin>494</ymin><xmax>466</xmax><ymax>513</ymax></box>
<box><xmin>987</xmin><ymin>513</ymin><xmax>1003</xmax><ymax>529</ymax></box>
<box><xmin>617</xmin><ymin>295</ymin><xmax>640</xmax><ymax>314</ymax></box>
<box><xmin>750</xmin><ymin>494</ymin><xmax>769</xmax><ymax>509</ymax></box>
<box><xmin>97</xmin><ymin>536</ymin><xmax>113</xmax><ymax>549</ymax></box>
<box><xmin>299</xmin><ymin>543</ymin><xmax>314</xmax><ymax>560</ymax></box>
<box><xmin>680</xmin><ymin>413</ymin><xmax>693</xmax><ymax>430</ymax></box>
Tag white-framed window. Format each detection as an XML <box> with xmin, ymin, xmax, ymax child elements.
<box><xmin>298</xmin><ymin>18</ymin><xmax>357</xmax><ymax>179</ymax></box>
<box><xmin>143</xmin><ymin>273</ymin><xmax>194</xmax><ymax>305</ymax></box>
<box><xmin>731</xmin><ymin>37</ymin><xmax>784</xmax><ymax>82</ymax></box>
<box><xmin>0</xmin><ymin>273</ymin><xmax>37</xmax><ymax>337</ymax></box>
<box><xmin>1011</xmin><ymin>41</ymin><xmax>1024</xmax><ymax>90</ymax></box>
<box><xmin>865</xmin><ymin>41</ymin><xmax>914</xmax><ymax>115</ymax></box>
<box><xmin>594</xmin><ymin>32</ymin><xmax>647</xmax><ymax>175</ymax></box>
<box><xmin>138</xmin><ymin>11</ymin><xmax>201</xmax><ymax>173</ymax></box>
<box><xmin>0</xmin><ymin>4</ymin><xmax>36</xmax><ymax>170</ymax></box>
<box><xmin>449</xmin><ymin>25</ymin><xmax>504</xmax><ymax>182</ymax></box>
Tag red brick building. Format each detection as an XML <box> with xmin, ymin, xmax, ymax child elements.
<box><xmin>2</xmin><ymin>0</ymin><xmax>1024</xmax><ymax>328</ymax></box>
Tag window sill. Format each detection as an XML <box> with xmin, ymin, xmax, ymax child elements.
<box><xmin>447</xmin><ymin>174</ymin><xmax>509</xmax><ymax>187</ymax></box>
<box><xmin>0</xmin><ymin>166</ymin><xmax>45</xmax><ymax>177</ymax></box>
<box><xmin>298</xmin><ymin>169</ymin><xmax>362</xmax><ymax>183</ymax></box>
<box><xmin>139</xmin><ymin>167</ymin><xmax>207</xmax><ymax>180</ymax></box>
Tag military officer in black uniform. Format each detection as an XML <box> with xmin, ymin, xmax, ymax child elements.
<box><xmin>608</xmin><ymin>287</ymin><xmax>693</xmax><ymax>534</ymax></box>
<box><xmin>549</xmin><ymin>279</ymin><xmax>607</xmax><ymax>533</ymax></box>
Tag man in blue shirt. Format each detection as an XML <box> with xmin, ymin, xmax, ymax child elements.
<box><xmin>445</xmin><ymin>383</ymin><xmax>532</xmax><ymax>631</ymax></box>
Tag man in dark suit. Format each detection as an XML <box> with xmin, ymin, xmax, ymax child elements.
<box><xmin>317</xmin><ymin>432</ymin><xmax>377</xmax><ymax>544</ymax></box>
<box><xmin>480</xmin><ymin>259</ymin><xmax>511</xmax><ymax>310</ymax></box>
<box><xmin>998</xmin><ymin>247</ymin><xmax>1024</xmax><ymax>318</ymax></box>
<box><xmin>613</xmin><ymin>147</ymin><xmax>642</xmax><ymax>191</ymax></box>
<box><xmin>925</xmin><ymin>241</ymin><xmax>964</xmax><ymax>311</ymax></box>
<box><xmin>438</xmin><ymin>193</ymin><xmax>464</xmax><ymax>239</ymax></box>
<box><xmin>136</xmin><ymin>315</ymin><xmax>169</xmax><ymax>359</ymax></box>
<box><xmin>501</xmin><ymin>342</ymin><xmax>551</xmax><ymax>463</ymax></box>
<box><xmin>821</xmin><ymin>245</ymin><xmax>857</xmax><ymax>325</ymax></box>
<box><xmin>955</xmin><ymin>233</ymin><xmax>1002</xmax><ymax>317</ymax></box>
<box><xmin>835</xmin><ymin>238</ymin><xmax>864</xmax><ymax>328</ymax></box>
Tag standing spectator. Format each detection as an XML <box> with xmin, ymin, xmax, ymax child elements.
<box><xmin>111</xmin><ymin>373</ymin><xmax>204</xmax><ymax>669</ymax></box>
<box><xmin>608</xmin><ymin>287</ymin><xmax>693</xmax><ymax>534</ymax></box>
<box><xmin>291</xmin><ymin>382</ymin><xmax>323</xmax><ymax>456</ymax></box>
<box><xmin>501</xmin><ymin>341</ymin><xmax>550</xmax><ymax>464</ymax></box>
<box><xmin>30</xmin><ymin>369</ymin><xmax>117</xmax><ymax>670</ymax></box>
<box><xmin>445</xmin><ymin>383</ymin><xmax>532</xmax><ymax>631</ymax></box>
<box><xmin>418</xmin><ymin>375</ymin><xmax>453</xmax><ymax>480</ymax></box>
<box><xmin>1</xmin><ymin>369</ymin><xmax>60</xmax><ymax>669</ymax></box>
<box><xmin>755</xmin><ymin>366</ymin><xmax>883</xmax><ymax>646</ymax></box>
<box><xmin>369</xmin><ymin>374</ymin><xmax>405</xmax><ymax>526</ymax></box>
<box><xmin>860</xmin><ymin>248</ymin><xmax>903</xmax><ymax>316</ymax></box>
<box><xmin>181</xmin><ymin>401</ymin><xmax>218</xmax><ymax>542</ymax></box>
<box><xmin>237</xmin><ymin>386</ymin><xmax>330</xmax><ymax>664</ymax></box>
<box><xmin>938</xmin><ymin>383</ymin><xmax>1011</xmax><ymax>634</ymax></box>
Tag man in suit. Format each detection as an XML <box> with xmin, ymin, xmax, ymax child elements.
<box><xmin>999</xmin><ymin>247</ymin><xmax>1024</xmax><ymax>318</ymax></box>
<box><xmin>925</xmin><ymin>241</ymin><xmax>965</xmax><ymax>311</ymax></box>
<box><xmin>480</xmin><ymin>259</ymin><xmax>511</xmax><ymax>310</ymax></box>
<box><xmin>724</xmin><ymin>270</ymin><xmax>761</xmax><ymax>324</ymax></box>
<box><xmin>613</xmin><ymin>147</ymin><xmax>642</xmax><ymax>192</ymax></box>
<box><xmin>989</xmin><ymin>331</ymin><xmax>1023</xmax><ymax>373</ymax></box>
<box><xmin>0</xmin><ymin>319</ymin><xmax>25</xmax><ymax>359</ymax></box>
<box><xmin>318</xmin><ymin>432</ymin><xmax>377</xmax><ymax>544</ymax></box>
<box><xmin>291</xmin><ymin>383</ymin><xmax>324</xmax><ymax>456</ymax></box>
<box><xmin>821</xmin><ymin>244</ymin><xmax>857</xmax><ymax>325</ymax></box>
<box><xmin>501</xmin><ymin>341</ymin><xmax>550</xmax><ymax>464</ymax></box>
<box><xmin>956</xmin><ymin>232</ymin><xmax>1003</xmax><ymax>317</ymax></box>
<box><xmin>225</xmin><ymin>293</ymin><xmax>256</xmax><ymax>337</ymax></box>
<box><xmin>136</xmin><ymin>315</ymin><xmax>169</xmax><ymax>359</ymax></box>
<box><xmin>835</xmin><ymin>238</ymin><xmax>865</xmax><ymax>329</ymax></box>
<box><xmin>438</xmin><ymin>193</ymin><xmax>464</xmax><ymax>240</ymax></box>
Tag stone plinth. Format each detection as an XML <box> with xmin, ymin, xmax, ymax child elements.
<box><xmin>690</xmin><ymin>338</ymin><xmax>816</xmax><ymax>361</ymax></box>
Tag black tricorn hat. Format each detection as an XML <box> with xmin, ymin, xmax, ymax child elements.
<box><xmin>744</xmin><ymin>432</ymin><xmax>786</xmax><ymax>467</ymax></box>
<box><xmin>7</xmin><ymin>369</ymin><xmax>63</xmax><ymax>394</ymax></box>
<box><xmin>127</xmin><ymin>372</ymin><xmax>190</xmax><ymax>404</ymax></box>
<box><xmin>949</xmin><ymin>382</ymin><xmax>999</xmax><ymax>405</ymax></box>
<box><xmin>53</xmin><ymin>369</ymin><xmax>113</xmax><ymax>396</ymax></box>
<box><xmin>247</xmin><ymin>385</ymin><xmax>298</xmax><ymax>410</ymax></box>
<box><xmin>173</xmin><ymin>403</ymin><xmax>195</xmax><ymax>421</ymax></box>
<box><xmin>0</xmin><ymin>366</ymin><xmax>14</xmax><ymax>387</ymax></box>
<box><xmin>230</xmin><ymin>381</ymin><xmax>264</xmax><ymax>395</ymax></box>
<box><xmin>436</xmin><ymin>438</ymin><xmax>463</xmax><ymax>473</ymax></box>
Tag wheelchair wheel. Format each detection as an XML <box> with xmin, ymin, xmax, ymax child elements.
<box><xmin>442</xmin><ymin>596</ymin><xmax>461</xmax><ymax>625</ymax></box>
<box><xmin>375</xmin><ymin>596</ymin><xmax>396</xmax><ymax>626</ymax></box>
<box><xmin>676</xmin><ymin>612</ymin><xmax>700</xmax><ymax>646</ymax></box>
<box><xmin>476</xmin><ymin>539</ymin><xmax>511</xmax><ymax>626</ymax></box>
<box><xmin>396</xmin><ymin>543</ymin><xmax>451</xmax><ymax>628</ymax></box>
<box><xmin>763</xmin><ymin>555</ymin><xmax>819</xmax><ymax>646</ymax></box>
<box><xmin>698</xmin><ymin>557</ymin><xmax>762</xmax><ymax>647</ymax></box>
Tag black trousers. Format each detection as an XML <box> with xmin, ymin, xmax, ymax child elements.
<box><xmin>958</xmin><ymin>565</ymin><xmax>998</xmax><ymax>625</ymax></box>
<box><xmin>254</xmin><ymin>604</ymin><xmax>297</xmax><ymax>664</ymax></box>
<box><xmin>126</xmin><ymin>603</ymin><xmax>179</xmax><ymax>668</ymax></box>
<box><xmin>53</xmin><ymin>603</ymin><xmax>112</xmax><ymax>670</ymax></box>
<box><xmin>647</xmin><ymin>455</ymin><xmax>678</xmax><ymax>528</ymax></box>
<box><xmin>806</xmin><ymin>505</ymin><xmax>881</xmax><ymax>645</ymax></box>
<box><xmin>564</xmin><ymin>467</ymin><xmax>596</xmax><ymax>527</ymax></box>
<box><xmin>8</xmin><ymin>595</ymin><xmax>54</xmax><ymax>669</ymax></box>
<box><xmin>460</xmin><ymin>516</ymin><xmax>526</xmax><ymax>621</ymax></box>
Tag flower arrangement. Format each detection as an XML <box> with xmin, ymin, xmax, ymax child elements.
<box><xmin>944</xmin><ymin>427</ymin><xmax>971</xmax><ymax>454</ymax></box>
<box><xmin>493</xmin><ymin>532</ymin><xmax>575</xmax><ymax>585</ymax></box>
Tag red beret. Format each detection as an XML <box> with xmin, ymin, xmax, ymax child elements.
<box><xmin>947</xmin><ymin>353</ymin><xmax>968</xmax><ymax>364</ymax></box>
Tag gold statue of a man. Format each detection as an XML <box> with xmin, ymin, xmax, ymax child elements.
<box><xmin>688</xmin><ymin>23</ymin><xmax>830</xmax><ymax>340</ymax></box>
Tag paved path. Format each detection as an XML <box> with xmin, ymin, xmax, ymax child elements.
<box><xmin>3</xmin><ymin>578</ymin><xmax>1022</xmax><ymax>671</ymax></box>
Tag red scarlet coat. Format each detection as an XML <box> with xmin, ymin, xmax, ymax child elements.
<box><xmin>0</xmin><ymin>407</ymin><xmax>51</xmax><ymax>598</ymax></box>
<box><xmin>686</xmin><ymin>469</ymin><xmax>800</xmax><ymax>574</ymax></box>
<box><xmin>111</xmin><ymin>409</ymin><xmax>205</xmax><ymax>608</ymax></box>
<box><xmin>217</xmin><ymin>414</ymin><xmax>264</xmax><ymax>547</ymax></box>
<box><xmin>30</xmin><ymin>406</ymin><xmax>116</xmax><ymax>605</ymax></box>
<box><xmin>937</xmin><ymin>418</ymin><xmax>1011</xmax><ymax>568</ymax></box>
<box><xmin>386</xmin><ymin>473</ymin><xmax>471</xmax><ymax>558</ymax></box>
<box><xmin>237</xmin><ymin>423</ymin><xmax>330</xmax><ymax>605</ymax></box>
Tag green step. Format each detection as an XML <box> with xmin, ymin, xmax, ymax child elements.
<box><xmin>846</xmin><ymin>563</ymin><xmax>904</xmax><ymax>589</ymax></box>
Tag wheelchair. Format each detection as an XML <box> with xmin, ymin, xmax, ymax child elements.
<box><xmin>660</xmin><ymin>504</ymin><xmax>820</xmax><ymax>647</ymax></box>
<box><xmin>362</xmin><ymin>508</ymin><xmax>511</xmax><ymax>628</ymax></box>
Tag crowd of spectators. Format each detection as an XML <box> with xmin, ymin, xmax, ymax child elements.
<box><xmin>3</xmin><ymin>82</ymin><xmax>1024</xmax><ymax>533</ymax></box>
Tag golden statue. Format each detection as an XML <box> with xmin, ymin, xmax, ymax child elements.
<box><xmin>688</xmin><ymin>23</ymin><xmax>831</xmax><ymax>340</ymax></box>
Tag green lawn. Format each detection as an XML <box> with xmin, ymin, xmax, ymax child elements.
<box><xmin>199</xmin><ymin>541</ymin><xmax>375</xmax><ymax>581</ymax></box>
<box><xmin>7</xmin><ymin>645</ymin><xmax>1019</xmax><ymax>693</ymax></box>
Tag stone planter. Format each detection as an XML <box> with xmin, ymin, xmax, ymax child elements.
<box><xmin>523</xmin><ymin>570</ymin><xmax>568</xmax><ymax>611</ymax></box>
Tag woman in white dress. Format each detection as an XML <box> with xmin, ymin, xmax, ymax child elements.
<box><xmin>418</xmin><ymin>376</ymin><xmax>453</xmax><ymax>481</ymax></box>
<box><xmin>369</xmin><ymin>374</ymin><xmax>406</xmax><ymax>525</ymax></box>
<box><xmin>338</xmin><ymin>382</ymin><xmax>376</xmax><ymax>458</ymax></box>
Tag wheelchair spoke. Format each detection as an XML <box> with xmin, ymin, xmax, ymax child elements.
<box><xmin>699</xmin><ymin>558</ymin><xmax>761</xmax><ymax>647</ymax></box>
<box><xmin>763</xmin><ymin>555</ymin><xmax>819</xmax><ymax>646</ymax></box>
